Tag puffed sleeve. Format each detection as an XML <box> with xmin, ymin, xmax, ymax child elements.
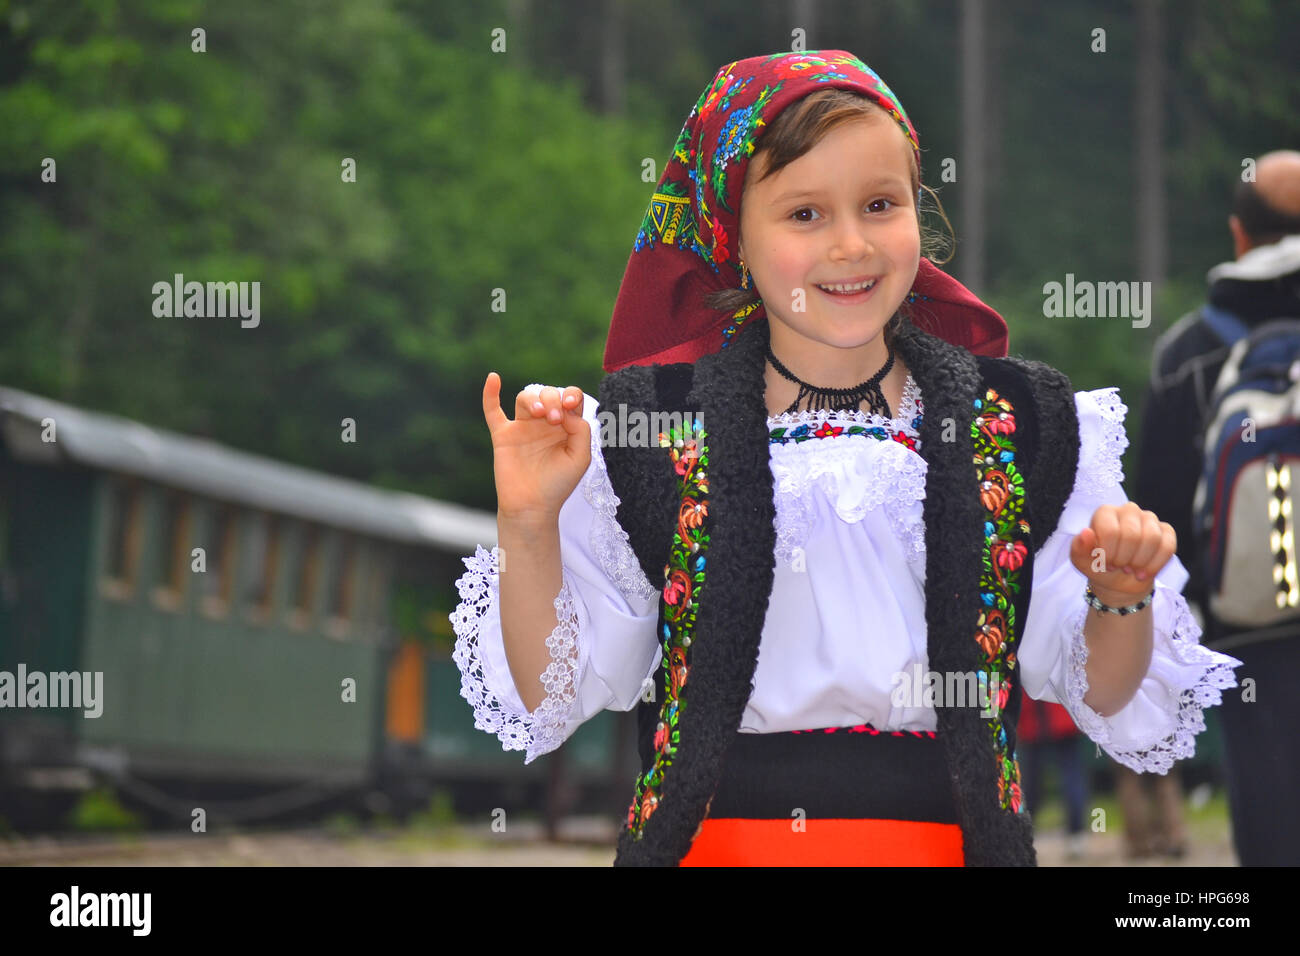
<box><xmin>449</xmin><ymin>385</ymin><xmax>662</xmax><ymax>764</ymax></box>
<box><xmin>1017</xmin><ymin>387</ymin><xmax>1244</xmax><ymax>774</ymax></box>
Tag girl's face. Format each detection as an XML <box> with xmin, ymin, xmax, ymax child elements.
<box><xmin>737</xmin><ymin>112</ymin><xmax>920</xmax><ymax>379</ymax></box>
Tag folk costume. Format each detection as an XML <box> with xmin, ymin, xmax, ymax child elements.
<box><xmin>451</xmin><ymin>51</ymin><xmax>1242</xmax><ymax>866</ymax></box>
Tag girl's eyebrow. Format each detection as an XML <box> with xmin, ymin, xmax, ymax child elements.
<box><xmin>768</xmin><ymin>177</ymin><xmax>909</xmax><ymax>205</ymax></box>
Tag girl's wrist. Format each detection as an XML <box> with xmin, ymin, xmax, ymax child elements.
<box><xmin>1084</xmin><ymin>581</ymin><xmax>1155</xmax><ymax>615</ymax></box>
<box><xmin>498</xmin><ymin>508</ymin><xmax>562</xmax><ymax>540</ymax></box>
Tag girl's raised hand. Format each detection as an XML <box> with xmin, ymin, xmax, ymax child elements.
<box><xmin>482</xmin><ymin>372</ymin><xmax>592</xmax><ymax>525</ymax></box>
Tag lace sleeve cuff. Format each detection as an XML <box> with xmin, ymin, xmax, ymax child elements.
<box><xmin>1060</xmin><ymin>584</ymin><xmax>1242</xmax><ymax>774</ymax></box>
<box><xmin>580</xmin><ymin>402</ymin><xmax>658</xmax><ymax>609</ymax></box>
<box><xmin>450</xmin><ymin>545</ymin><xmax>582</xmax><ymax>764</ymax></box>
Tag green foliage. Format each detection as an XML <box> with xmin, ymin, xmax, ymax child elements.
<box><xmin>65</xmin><ymin>786</ymin><xmax>144</xmax><ymax>832</ymax></box>
<box><xmin>407</xmin><ymin>789</ymin><xmax>458</xmax><ymax>832</ymax></box>
<box><xmin>1</xmin><ymin>0</ymin><xmax>1297</xmax><ymax>515</ymax></box>
<box><xmin>322</xmin><ymin>811</ymin><xmax>361</xmax><ymax>837</ymax></box>
<box><xmin>0</xmin><ymin>0</ymin><xmax>658</xmax><ymax>513</ymax></box>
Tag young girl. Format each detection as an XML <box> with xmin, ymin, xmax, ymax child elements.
<box><xmin>453</xmin><ymin>50</ymin><xmax>1242</xmax><ymax>866</ymax></box>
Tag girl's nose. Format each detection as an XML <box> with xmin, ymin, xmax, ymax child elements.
<box><xmin>831</xmin><ymin>228</ymin><xmax>872</xmax><ymax>261</ymax></box>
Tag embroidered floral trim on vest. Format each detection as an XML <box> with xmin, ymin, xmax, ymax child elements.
<box><xmin>625</xmin><ymin>416</ymin><xmax>710</xmax><ymax>839</ymax></box>
<box><xmin>971</xmin><ymin>387</ymin><xmax>1029</xmax><ymax>814</ymax></box>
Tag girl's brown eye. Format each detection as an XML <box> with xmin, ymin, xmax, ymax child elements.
<box><xmin>791</xmin><ymin>207</ymin><xmax>817</xmax><ymax>222</ymax></box>
<box><xmin>868</xmin><ymin>199</ymin><xmax>894</xmax><ymax>213</ymax></box>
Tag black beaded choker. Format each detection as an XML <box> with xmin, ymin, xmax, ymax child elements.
<box><xmin>766</xmin><ymin>342</ymin><xmax>895</xmax><ymax>417</ymax></box>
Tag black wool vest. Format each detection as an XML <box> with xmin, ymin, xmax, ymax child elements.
<box><xmin>596</xmin><ymin>317</ymin><xmax>1080</xmax><ymax>866</ymax></box>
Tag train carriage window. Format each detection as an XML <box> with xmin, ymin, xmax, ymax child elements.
<box><xmin>198</xmin><ymin>503</ymin><xmax>237</xmax><ymax>618</ymax></box>
<box><xmin>330</xmin><ymin>535</ymin><xmax>356</xmax><ymax>619</ymax></box>
<box><xmin>324</xmin><ymin>534</ymin><xmax>357</xmax><ymax>639</ymax></box>
<box><xmin>240</xmin><ymin>513</ymin><xmax>279</xmax><ymax>623</ymax></box>
<box><xmin>367</xmin><ymin>554</ymin><xmax>389</xmax><ymax>627</ymax></box>
<box><xmin>150</xmin><ymin>490</ymin><xmax>191</xmax><ymax>611</ymax></box>
<box><xmin>288</xmin><ymin>524</ymin><xmax>319</xmax><ymax>630</ymax></box>
<box><xmin>101</xmin><ymin>477</ymin><xmax>143</xmax><ymax>600</ymax></box>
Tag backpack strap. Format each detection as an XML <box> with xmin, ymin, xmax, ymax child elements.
<box><xmin>1200</xmin><ymin>303</ymin><xmax>1250</xmax><ymax>347</ymax></box>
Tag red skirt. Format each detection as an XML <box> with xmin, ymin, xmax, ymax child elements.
<box><xmin>679</xmin><ymin>724</ymin><xmax>965</xmax><ymax>866</ymax></box>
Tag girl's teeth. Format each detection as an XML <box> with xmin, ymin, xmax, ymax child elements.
<box><xmin>818</xmin><ymin>280</ymin><xmax>876</xmax><ymax>294</ymax></box>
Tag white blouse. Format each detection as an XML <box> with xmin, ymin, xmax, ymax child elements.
<box><xmin>451</xmin><ymin>376</ymin><xmax>1242</xmax><ymax>774</ymax></box>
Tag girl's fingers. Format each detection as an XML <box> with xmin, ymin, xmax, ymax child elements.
<box><xmin>558</xmin><ymin>387</ymin><xmax>581</xmax><ymax>426</ymax></box>
<box><xmin>1141</xmin><ymin>522</ymin><xmax>1177</xmax><ymax>580</ymax></box>
<box><xmin>536</xmin><ymin>385</ymin><xmax>563</xmax><ymax>423</ymax></box>
<box><xmin>1096</xmin><ymin>502</ymin><xmax>1141</xmax><ymax>571</ymax></box>
<box><xmin>507</xmin><ymin>384</ymin><xmax>578</xmax><ymax>426</ymax></box>
<box><xmin>1128</xmin><ymin>513</ymin><xmax>1165</xmax><ymax>578</ymax></box>
<box><xmin>563</xmin><ymin>402</ymin><xmax>591</xmax><ymax>451</ymax></box>
<box><xmin>1089</xmin><ymin>506</ymin><xmax>1121</xmax><ymax>571</ymax></box>
<box><xmin>1157</xmin><ymin>522</ymin><xmax>1177</xmax><ymax>572</ymax></box>
<box><xmin>562</xmin><ymin>385</ymin><xmax>585</xmax><ymax>415</ymax></box>
<box><xmin>483</xmin><ymin>372</ymin><xmax>508</xmax><ymax>434</ymax></box>
<box><xmin>515</xmin><ymin>384</ymin><xmax>546</xmax><ymax>420</ymax></box>
<box><xmin>1115</xmin><ymin>505</ymin><xmax>1146</xmax><ymax>571</ymax></box>
<box><xmin>530</xmin><ymin>385</ymin><xmax>586</xmax><ymax>425</ymax></box>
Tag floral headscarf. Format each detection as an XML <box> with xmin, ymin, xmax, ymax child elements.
<box><xmin>603</xmin><ymin>50</ymin><xmax>1008</xmax><ymax>372</ymax></box>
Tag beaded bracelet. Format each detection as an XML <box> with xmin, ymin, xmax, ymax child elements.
<box><xmin>1084</xmin><ymin>583</ymin><xmax>1154</xmax><ymax>615</ymax></box>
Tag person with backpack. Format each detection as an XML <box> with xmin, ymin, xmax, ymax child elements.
<box><xmin>1133</xmin><ymin>149</ymin><xmax>1300</xmax><ymax>866</ymax></box>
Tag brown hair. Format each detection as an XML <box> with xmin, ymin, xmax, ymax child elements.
<box><xmin>706</xmin><ymin>88</ymin><xmax>955</xmax><ymax>350</ymax></box>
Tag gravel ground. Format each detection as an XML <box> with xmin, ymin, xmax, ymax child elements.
<box><xmin>0</xmin><ymin>817</ymin><xmax>1239</xmax><ymax>867</ymax></box>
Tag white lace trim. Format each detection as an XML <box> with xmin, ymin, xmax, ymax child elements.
<box><xmin>581</xmin><ymin>414</ymin><xmax>659</xmax><ymax>608</ymax></box>
<box><xmin>1075</xmin><ymin>387</ymin><xmax>1129</xmax><ymax>498</ymax></box>
<box><xmin>450</xmin><ymin>544</ymin><xmax>580</xmax><ymax>764</ymax></box>
<box><xmin>1061</xmin><ymin>588</ymin><xmax>1239</xmax><ymax>774</ymax></box>
<box><xmin>767</xmin><ymin>373</ymin><xmax>923</xmax><ymax>429</ymax></box>
<box><xmin>770</xmin><ymin>437</ymin><xmax>927</xmax><ymax>568</ymax></box>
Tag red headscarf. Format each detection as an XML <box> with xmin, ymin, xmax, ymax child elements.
<box><xmin>603</xmin><ymin>50</ymin><xmax>1008</xmax><ymax>373</ymax></box>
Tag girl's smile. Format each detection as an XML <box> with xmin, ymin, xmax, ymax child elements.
<box><xmin>737</xmin><ymin>109</ymin><xmax>921</xmax><ymax>394</ymax></box>
<box><xmin>814</xmin><ymin>276</ymin><xmax>879</xmax><ymax>303</ymax></box>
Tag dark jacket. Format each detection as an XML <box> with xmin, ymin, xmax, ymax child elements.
<box><xmin>1132</xmin><ymin>235</ymin><xmax>1300</xmax><ymax>648</ymax></box>
<box><xmin>596</xmin><ymin>315</ymin><xmax>1082</xmax><ymax>866</ymax></box>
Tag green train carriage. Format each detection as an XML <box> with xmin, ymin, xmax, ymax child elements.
<box><xmin>0</xmin><ymin>386</ymin><xmax>631</xmax><ymax>830</ymax></box>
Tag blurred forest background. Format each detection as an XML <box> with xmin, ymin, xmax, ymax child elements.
<box><xmin>2</xmin><ymin>0</ymin><xmax>1298</xmax><ymax>512</ymax></box>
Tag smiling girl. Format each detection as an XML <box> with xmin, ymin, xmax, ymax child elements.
<box><xmin>454</xmin><ymin>50</ymin><xmax>1241</xmax><ymax>866</ymax></box>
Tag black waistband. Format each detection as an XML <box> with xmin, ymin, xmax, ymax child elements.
<box><xmin>706</xmin><ymin>726</ymin><xmax>960</xmax><ymax>824</ymax></box>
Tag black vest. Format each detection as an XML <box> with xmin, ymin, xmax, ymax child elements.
<box><xmin>597</xmin><ymin>317</ymin><xmax>1081</xmax><ymax>866</ymax></box>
